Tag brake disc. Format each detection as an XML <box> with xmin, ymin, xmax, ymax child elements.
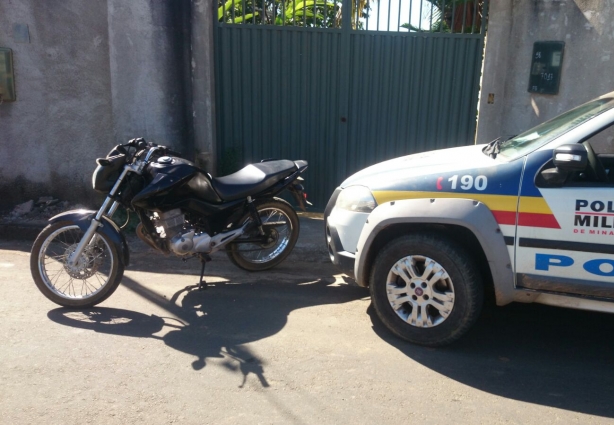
<box><xmin>63</xmin><ymin>243</ymin><xmax>104</xmax><ymax>279</ymax></box>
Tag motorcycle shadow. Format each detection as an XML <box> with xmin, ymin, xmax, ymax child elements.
<box><xmin>48</xmin><ymin>275</ymin><xmax>367</xmax><ymax>386</ymax></box>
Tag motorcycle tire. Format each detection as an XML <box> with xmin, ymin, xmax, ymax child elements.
<box><xmin>30</xmin><ymin>221</ymin><xmax>124</xmax><ymax>308</ymax></box>
<box><xmin>226</xmin><ymin>198</ymin><xmax>300</xmax><ymax>271</ymax></box>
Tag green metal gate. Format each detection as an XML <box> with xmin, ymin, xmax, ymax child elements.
<box><xmin>215</xmin><ymin>0</ymin><xmax>488</xmax><ymax>208</ymax></box>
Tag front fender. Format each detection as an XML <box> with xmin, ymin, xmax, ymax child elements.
<box><xmin>354</xmin><ymin>198</ymin><xmax>515</xmax><ymax>305</ymax></box>
<box><xmin>49</xmin><ymin>209</ymin><xmax>130</xmax><ymax>267</ymax></box>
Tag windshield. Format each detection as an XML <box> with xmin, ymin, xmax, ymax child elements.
<box><xmin>495</xmin><ymin>97</ymin><xmax>614</xmax><ymax>160</ymax></box>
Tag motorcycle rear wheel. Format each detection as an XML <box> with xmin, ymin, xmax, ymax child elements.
<box><xmin>30</xmin><ymin>221</ymin><xmax>124</xmax><ymax>308</ymax></box>
<box><xmin>226</xmin><ymin>198</ymin><xmax>299</xmax><ymax>271</ymax></box>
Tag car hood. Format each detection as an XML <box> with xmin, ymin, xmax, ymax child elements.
<box><xmin>341</xmin><ymin>144</ymin><xmax>495</xmax><ymax>190</ymax></box>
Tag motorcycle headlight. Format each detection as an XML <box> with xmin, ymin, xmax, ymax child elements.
<box><xmin>91</xmin><ymin>154</ymin><xmax>126</xmax><ymax>193</ymax></box>
<box><xmin>335</xmin><ymin>186</ymin><xmax>377</xmax><ymax>213</ymax></box>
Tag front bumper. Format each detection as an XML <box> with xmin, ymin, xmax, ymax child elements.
<box><xmin>325</xmin><ymin>219</ymin><xmax>356</xmax><ymax>277</ymax></box>
<box><xmin>324</xmin><ymin>187</ymin><xmax>370</xmax><ymax>278</ymax></box>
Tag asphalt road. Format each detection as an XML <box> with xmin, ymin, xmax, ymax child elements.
<box><xmin>1</xmin><ymin>230</ymin><xmax>614</xmax><ymax>424</ymax></box>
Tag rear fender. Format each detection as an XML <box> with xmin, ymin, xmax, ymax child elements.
<box><xmin>49</xmin><ymin>209</ymin><xmax>130</xmax><ymax>267</ymax></box>
<box><xmin>257</xmin><ymin>161</ymin><xmax>309</xmax><ymax>200</ymax></box>
<box><xmin>287</xmin><ymin>183</ymin><xmax>309</xmax><ymax>211</ymax></box>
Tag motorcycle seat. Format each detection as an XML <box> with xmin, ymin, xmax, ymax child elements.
<box><xmin>211</xmin><ymin>160</ymin><xmax>298</xmax><ymax>201</ymax></box>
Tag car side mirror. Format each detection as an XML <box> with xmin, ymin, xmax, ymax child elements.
<box><xmin>539</xmin><ymin>144</ymin><xmax>589</xmax><ymax>187</ymax></box>
<box><xmin>553</xmin><ymin>144</ymin><xmax>588</xmax><ymax>172</ymax></box>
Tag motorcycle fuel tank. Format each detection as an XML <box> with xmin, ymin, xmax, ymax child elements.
<box><xmin>131</xmin><ymin>156</ymin><xmax>222</xmax><ymax>210</ymax></box>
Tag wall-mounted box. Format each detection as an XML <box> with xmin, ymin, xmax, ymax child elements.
<box><xmin>0</xmin><ymin>48</ymin><xmax>16</xmax><ymax>102</ymax></box>
<box><xmin>528</xmin><ymin>41</ymin><xmax>565</xmax><ymax>95</ymax></box>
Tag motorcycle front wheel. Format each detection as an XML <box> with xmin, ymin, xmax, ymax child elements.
<box><xmin>30</xmin><ymin>221</ymin><xmax>124</xmax><ymax>308</ymax></box>
<box><xmin>226</xmin><ymin>198</ymin><xmax>300</xmax><ymax>271</ymax></box>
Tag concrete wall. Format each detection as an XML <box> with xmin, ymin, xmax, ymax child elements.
<box><xmin>191</xmin><ymin>0</ymin><xmax>217</xmax><ymax>174</ymax></box>
<box><xmin>477</xmin><ymin>0</ymin><xmax>614</xmax><ymax>143</ymax></box>
<box><xmin>0</xmin><ymin>0</ymin><xmax>214</xmax><ymax>208</ymax></box>
<box><xmin>107</xmin><ymin>0</ymin><xmax>193</xmax><ymax>154</ymax></box>
<box><xmin>0</xmin><ymin>0</ymin><xmax>114</xmax><ymax>205</ymax></box>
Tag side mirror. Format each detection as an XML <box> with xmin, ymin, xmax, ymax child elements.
<box><xmin>539</xmin><ymin>144</ymin><xmax>589</xmax><ymax>187</ymax></box>
<box><xmin>553</xmin><ymin>144</ymin><xmax>588</xmax><ymax>172</ymax></box>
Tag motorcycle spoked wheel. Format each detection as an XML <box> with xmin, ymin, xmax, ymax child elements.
<box><xmin>226</xmin><ymin>198</ymin><xmax>300</xmax><ymax>271</ymax></box>
<box><xmin>30</xmin><ymin>221</ymin><xmax>124</xmax><ymax>308</ymax></box>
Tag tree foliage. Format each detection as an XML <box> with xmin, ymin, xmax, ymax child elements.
<box><xmin>218</xmin><ymin>0</ymin><xmax>371</xmax><ymax>29</ymax></box>
<box><xmin>401</xmin><ymin>0</ymin><xmax>484</xmax><ymax>33</ymax></box>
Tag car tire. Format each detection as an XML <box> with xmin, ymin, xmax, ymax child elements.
<box><xmin>370</xmin><ymin>232</ymin><xmax>483</xmax><ymax>346</ymax></box>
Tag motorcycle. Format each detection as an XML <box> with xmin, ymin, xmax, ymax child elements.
<box><xmin>30</xmin><ymin>138</ymin><xmax>309</xmax><ymax>308</ymax></box>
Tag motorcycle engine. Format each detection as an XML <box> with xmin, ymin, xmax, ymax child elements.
<box><xmin>154</xmin><ymin>209</ymin><xmax>185</xmax><ymax>239</ymax></box>
<box><xmin>153</xmin><ymin>209</ymin><xmax>212</xmax><ymax>255</ymax></box>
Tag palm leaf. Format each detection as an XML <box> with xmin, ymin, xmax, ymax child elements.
<box><xmin>232</xmin><ymin>12</ymin><xmax>259</xmax><ymax>23</ymax></box>
<box><xmin>218</xmin><ymin>0</ymin><xmax>241</xmax><ymax>21</ymax></box>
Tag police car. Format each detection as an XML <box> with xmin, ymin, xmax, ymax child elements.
<box><xmin>325</xmin><ymin>92</ymin><xmax>614</xmax><ymax>346</ymax></box>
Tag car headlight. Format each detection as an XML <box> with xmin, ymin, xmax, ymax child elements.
<box><xmin>335</xmin><ymin>186</ymin><xmax>377</xmax><ymax>213</ymax></box>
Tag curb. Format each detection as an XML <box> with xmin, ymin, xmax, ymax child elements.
<box><xmin>0</xmin><ymin>222</ymin><xmax>47</xmax><ymax>241</ymax></box>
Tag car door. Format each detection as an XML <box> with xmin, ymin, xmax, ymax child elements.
<box><xmin>514</xmin><ymin>124</ymin><xmax>614</xmax><ymax>298</ymax></box>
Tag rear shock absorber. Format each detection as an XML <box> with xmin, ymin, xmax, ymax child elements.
<box><xmin>247</xmin><ymin>196</ymin><xmax>265</xmax><ymax>235</ymax></box>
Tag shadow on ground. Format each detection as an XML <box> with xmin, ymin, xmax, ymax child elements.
<box><xmin>14</xmin><ymin>235</ymin><xmax>614</xmax><ymax>416</ymax></box>
<box><xmin>48</xmin><ymin>275</ymin><xmax>368</xmax><ymax>387</ymax></box>
<box><xmin>368</xmin><ymin>302</ymin><xmax>614</xmax><ymax>418</ymax></box>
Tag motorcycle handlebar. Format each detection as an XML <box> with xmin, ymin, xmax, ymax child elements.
<box><xmin>123</xmin><ymin>138</ymin><xmax>183</xmax><ymax>160</ymax></box>
<box><xmin>120</xmin><ymin>137</ymin><xmax>183</xmax><ymax>158</ymax></box>
<box><xmin>127</xmin><ymin>138</ymin><xmax>149</xmax><ymax>150</ymax></box>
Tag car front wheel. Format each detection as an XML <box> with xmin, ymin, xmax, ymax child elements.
<box><xmin>370</xmin><ymin>233</ymin><xmax>483</xmax><ymax>346</ymax></box>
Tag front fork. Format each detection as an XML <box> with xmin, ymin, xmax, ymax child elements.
<box><xmin>67</xmin><ymin>147</ymin><xmax>158</xmax><ymax>266</ymax></box>
<box><xmin>67</xmin><ymin>174</ymin><xmax>125</xmax><ymax>267</ymax></box>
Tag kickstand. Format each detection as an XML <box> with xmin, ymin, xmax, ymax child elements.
<box><xmin>182</xmin><ymin>253</ymin><xmax>213</xmax><ymax>292</ymax></box>
<box><xmin>197</xmin><ymin>253</ymin><xmax>212</xmax><ymax>291</ymax></box>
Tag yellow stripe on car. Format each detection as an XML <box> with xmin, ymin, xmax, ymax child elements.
<box><xmin>372</xmin><ymin>190</ymin><xmax>554</xmax><ymax>215</ymax></box>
